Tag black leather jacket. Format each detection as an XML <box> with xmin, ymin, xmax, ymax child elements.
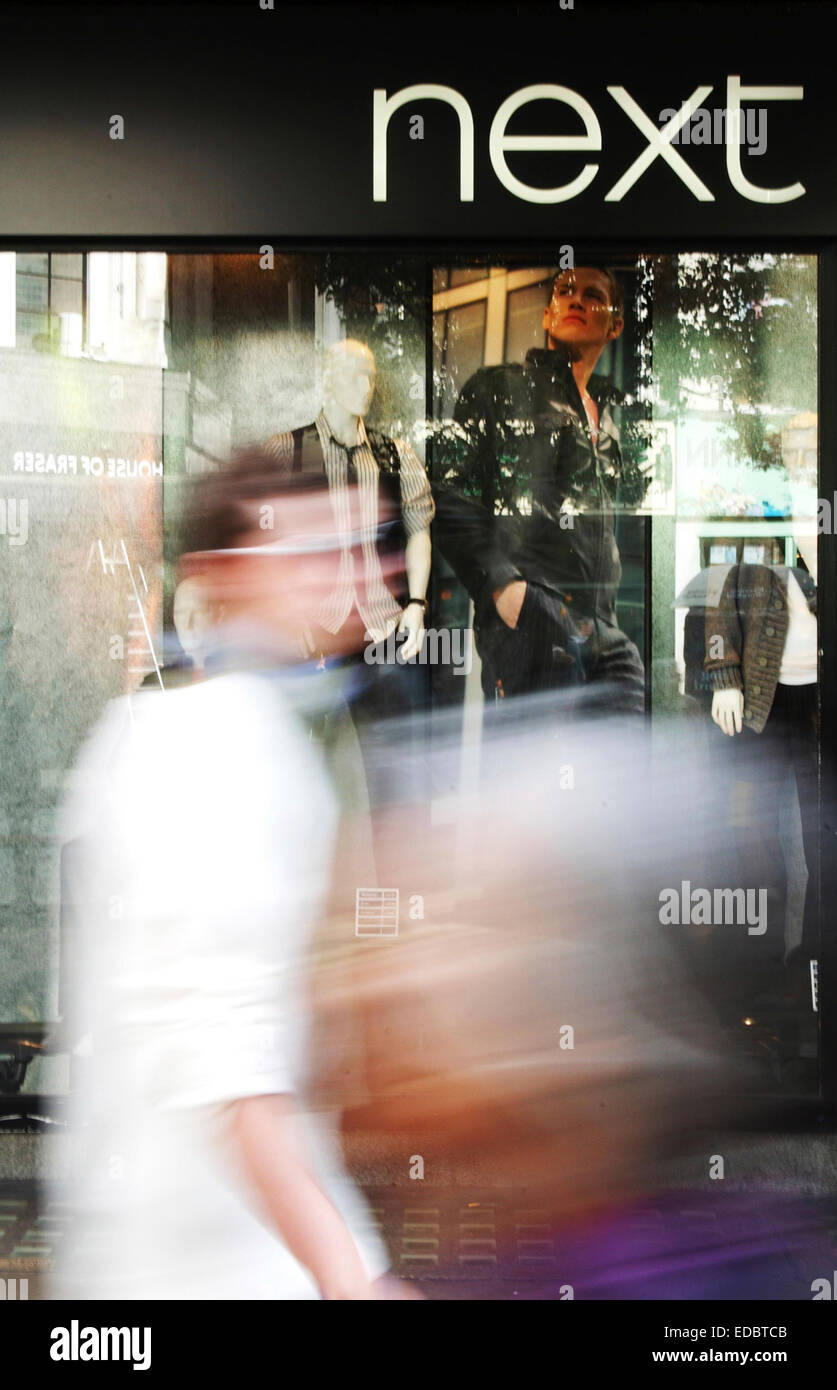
<box><xmin>432</xmin><ymin>345</ymin><xmax>648</xmax><ymax>624</ymax></box>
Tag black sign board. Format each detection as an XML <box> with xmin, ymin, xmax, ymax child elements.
<box><xmin>0</xmin><ymin>1</ymin><xmax>832</xmax><ymax>240</ymax></box>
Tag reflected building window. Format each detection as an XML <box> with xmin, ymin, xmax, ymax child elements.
<box><xmin>87</xmin><ymin>251</ymin><xmax>168</xmax><ymax>367</ymax></box>
<box><xmin>434</xmin><ymin>299</ymin><xmax>486</xmax><ymax>418</ymax></box>
<box><xmin>15</xmin><ymin>252</ymin><xmax>84</xmax><ymax>355</ymax></box>
<box><xmin>6</xmin><ymin>251</ymin><xmax>168</xmax><ymax>366</ymax></box>
<box><xmin>432</xmin><ymin>266</ymin><xmax>555</xmax><ymax>419</ymax></box>
<box><xmin>504</xmin><ymin>280</ymin><xmax>551</xmax><ymax>362</ymax></box>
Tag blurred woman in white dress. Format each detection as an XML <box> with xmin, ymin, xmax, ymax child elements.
<box><xmin>49</xmin><ymin>453</ymin><xmax>407</xmax><ymax>1300</ymax></box>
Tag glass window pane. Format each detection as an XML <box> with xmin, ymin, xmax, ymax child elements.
<box><xmin>16</xmin><ymin>252</ymin><xmax>48</xmax><ymax>276</ymax></box>
<box><xmin>50</xmin><ymin>277</ymin><xmax>83</xmax><ymax>315</ymax></box>
<box><xmin>504</xmin><ymin>281</ymin><xmax>549</xmax><ymax>362</ymax></box>
<box><xmin>50</xmin><ymin>253</ymin><xmax>83</xmax><ymax>280</ymax></box>
<box><xmin>435</xmin><ymin>300</ymin><xmax>486</xmax><ymax>418</ymax></box>
<box><xmin>449</xmin><ymin>268</ymin><xmax>487</xmax><ymax>288</ymax></box>
<box><xmin>649</xmin><ymin>252</ymin><xmax>817</xmax><ymax>713</ymax></box>
<box><xmin>15</xmin><ymin>310</ymin><xmax>48</xmax><ymax>345</ymax></box>
<box><xmin>16</xmin><ymin>275</ymin><xmax>48</xmax><ymax>310</ymax></box>
<box><xmin>646</xmin><ymin>252</ymin><xmax>818</xmax><ymax>1095</ymax></box>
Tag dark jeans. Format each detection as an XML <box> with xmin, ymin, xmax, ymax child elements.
<box><xmin>476</xmin><ymin>580</ymin><xmax>646</xmax><ymax>717</ymax></box>
<box><xmin>732</xmin><ymin>681</ymin><xmax>819</xmax><ymax>960</ymax></box>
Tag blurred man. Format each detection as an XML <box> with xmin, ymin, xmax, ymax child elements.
<box><xmin>50</xmin><ymin>452</ymin><xmax>415</xmax><ymax>1300</ymax></box>
<box><xmin>433</xmin><ymin>266</ymin><xmax>649</xmax><ymax>714</ymax></box>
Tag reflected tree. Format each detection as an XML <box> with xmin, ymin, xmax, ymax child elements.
<box><xmin>649</xmin><ymin>253</ymin><xmax>817</xmax><ymax>470</ymax></box>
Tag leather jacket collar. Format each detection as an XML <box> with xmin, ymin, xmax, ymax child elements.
<box><xmin>524</xmin><ymin>345</ymin><xmax>625</xmax><ymax>409</ymax></box>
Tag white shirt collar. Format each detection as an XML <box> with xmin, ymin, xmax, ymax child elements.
<box><xmin>316</xmin><ymin>407</ymin><xmax>368</xmax><ymax>451</ymax></box>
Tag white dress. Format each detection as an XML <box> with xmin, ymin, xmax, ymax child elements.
<box><xmin>48</xmin><ymin>669</ymin><xmax>388</xmax><ymax>1300</ymax></box>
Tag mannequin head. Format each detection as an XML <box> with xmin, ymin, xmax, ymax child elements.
<box><xmin>542</xmin><ymin>266</ymin><xmax>624</xmax><ymax>360</ymax></box>
<box><xmin>172</xmin><ymin>575</ymin><xmax>218</xmax><ymax>669</ymax></box>
<box><xmin>322</xmin><ymin>339</ymin><xmax>377</xmax><ymax>425</ymax></box>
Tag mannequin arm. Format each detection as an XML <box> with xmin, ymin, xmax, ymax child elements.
<box><xmin>704</xmin><ymin>565</ymin><xmax>744</xmax><ymax>690</ymax></box>
<box><xmin>398</xmin><ymin>529</ymin><xmax>432</xmax><ymax>660</ymax></box>
<box><xmin>711</xmin><ymin>688</ymin><xmax>744</xmax><ymax>737</ymax></box>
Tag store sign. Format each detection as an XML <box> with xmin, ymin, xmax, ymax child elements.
<box><xmin>0</xmin><ymin>4</ymin><xmax>826</xmax><ymax>238</ymax></box>
<box><xmin>373</xmin><ymin>77</ymin><xmax>805</xmax><ymax>206</ymax></box>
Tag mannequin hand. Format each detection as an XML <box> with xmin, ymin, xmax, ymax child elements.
<box><xmin>711</xmin><ymin>688</ymin><xmax>744</xmax><ymax>736</ymax></box>
<box><xmin>494</xmin><ymin>580</ymin><xmax>527</xmax><ymax>629</ymax></box>
<box><xmin>397</xmin><ymin>603</ymin><xmax>425</xmax><ymax>661</ymax></box>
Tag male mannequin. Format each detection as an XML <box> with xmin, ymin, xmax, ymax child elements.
<box><xmin>433</xmin><ymin>266</ymin><xmax>649</xmax><ymax>714</ymax></box>
<box><xmin>711</xmin><ymin>410</ymin><xmax>818</xmax><ymax>739</ymax></box>
<box><xmin>263</xmin><ymin>340</ymin><xmax>435</xmax><ymax>818</ymax></box>
<box><xmin>266</xmin><ymin>339</ymin><xmax>433</xmax><ymax>665</ymax></box>
<box><xmin>705</xmin><ymin>554</ymin><xmax>818</xmax><ymax>970</ymax></box>
<box><xmin>710</xmin><ymin>536</ymin><xmax>817</xmax><ymax>737</ymax></box>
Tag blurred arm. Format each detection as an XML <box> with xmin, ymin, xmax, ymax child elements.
<box><xmin>228</xmin><ymin>1092</ymin><xmax>373</xmax><ymax>1300</ymax></box>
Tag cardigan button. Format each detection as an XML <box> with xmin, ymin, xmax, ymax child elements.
<box><xmin>751</xmin><ymin>684</ymin><xmax>761</xmax><ymax>695</ymax></box>
<box><xmin>758</xmin><ymin>657</ymin><xmax>767</xmax><ymax>667</ymax></box>
<box><xmin>744</xmin><ymin>707</ymin><xmax>753</xmax><ymax>719</ymax></box>
<box><xmin>765</xmin><ymin>625</ymin><xmax>775</xmax><ymax>637</ymax></box>
<box><xmin>773</xmin><ymin>599</ymin><xmax>783</xmax><ymax>610</ymax></box>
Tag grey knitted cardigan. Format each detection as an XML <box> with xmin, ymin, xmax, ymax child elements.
<box><xmin>703</xmin><ymin>562</ymin><xmax>817</xmax><ymax>733</ymax></box>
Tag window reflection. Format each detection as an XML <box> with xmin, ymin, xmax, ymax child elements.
<box><xmin>0</xmin><ymin>249</ymin><xmax>822</xmax><ymax>1104</ymax></box>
